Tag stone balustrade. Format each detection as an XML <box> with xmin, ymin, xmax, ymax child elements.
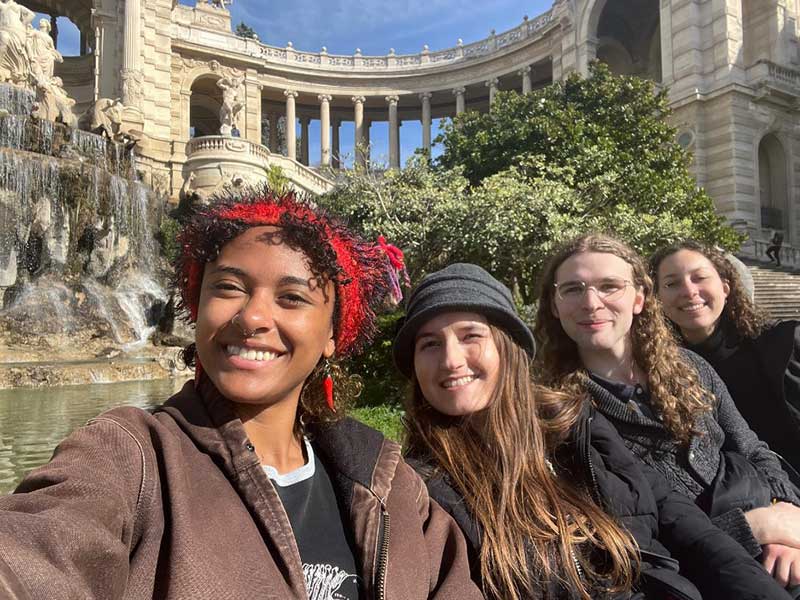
<box><xmin>747</xmin><ymin>60</ymin><xmax>800</xmax><ymax>99</ymax></box>
<box><xmin>184</xmin><ymin>135</ymin><xmax>333</xmax><ymax>198</ymax></box>
<box><xmin>753</xmin><ymin>238</ymin><xmax>800</xmax><ymax>269</ymax></box>
<box><xmin>173</xmin><ymin>10</ymin><xmax>554</xmax><ymax>73</ymax></box>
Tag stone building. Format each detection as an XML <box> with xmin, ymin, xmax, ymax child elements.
<box><xmin>33</xmin><ymin>0</ymin><xmax>800</xmax><ymax>260</ymax></box>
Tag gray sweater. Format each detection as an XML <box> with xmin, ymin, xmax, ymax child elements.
<box><xmin>587</xmin><ymin>350</ymin><xmax>799</xmax><ymax>557</ymax></box>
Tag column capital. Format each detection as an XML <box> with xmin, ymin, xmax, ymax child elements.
<box><xmin>299</xmin><ymin>115</ymin><xmax>311</xmax><ymax>124</ymax></box>
<box><xmin>351</xmin><ymin>95</ymin><xmax>365</xmax><ymax>105</ymax></box>
<box><xmin>385</xmin><ymin>95</ymin><xmax>400</xmax><ymax>105</ymax></box>
<box><xmin>419</xmin><ymin>92</ymin><xmax>432</xmax><ymax>102</ymax></box>
<box><xmin>452</xmin><ymin>87</ymin><xmax>466</xmax><ymax>96</ymax></box>
<box><xmin>517</xmin><ymin>65</ymin><xmax>532</xmax><ymax>75</ymax></box>
<box><xmin>318</xmin><ymin>94</ymin><xmax>332</xmax><ymax>103</ymax></box>
<box><xmin>485</xmin><ymin>78</ymin><xmax>499</xmax><ymax>88</ymax></box>
<box><xmin>284</xmin><ymin>89</ymin><xmax>298</xmax><ymax>99</ymax></box>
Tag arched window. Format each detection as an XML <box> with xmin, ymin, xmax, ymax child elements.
<box><xmin>758</xmin><ymin>134</ymin><xmax>788</xmax><ymax>232</ymax></box>
<box><xmin>189</xmin><ymin>77</ymin><xmax>223</xmax><ymax>138</ymax></box>
<box><xmin>594</xmin><ymin>0</ymin><xmax>661</xmax><ymax>82</ymax></box>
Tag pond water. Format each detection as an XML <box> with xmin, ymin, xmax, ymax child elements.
<box><xmin>0</xmin><ymin>379</ymin><xmax>186</xmax><ymax>493</ymax></box>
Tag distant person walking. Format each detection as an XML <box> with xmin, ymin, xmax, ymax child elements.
<box><xmin>767</xmin><ymin>230</ymin><xmax>784</xmax><ymax>267</ymax></box>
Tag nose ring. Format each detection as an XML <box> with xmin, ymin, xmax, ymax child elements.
<box><xmin>231</xmin><ymin>313</ymin><xmax>255</xmax><ymax>338</ymax></box>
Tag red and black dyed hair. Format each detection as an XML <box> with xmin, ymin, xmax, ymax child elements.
<box><xmin>173</xmin><ymin>188</ymin><xmax>397</xmax><ymax>363</ymax></box>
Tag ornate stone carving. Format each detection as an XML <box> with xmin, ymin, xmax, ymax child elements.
<box><xmin>78</xmin><ymin>98</ymin><xmax>125</xmax><ymax>139</ymax></box>
<box><xmin>0</xmin><ymin>0</ymin><xmax>34</xmax><ymax>86</ymax></box>
<box><xmin>217</xmin><ymin>74</ymin><xmax>244</xmax><ymax>136</ymax></box>
<box><xmin>27</xmin><ymin>19</ymin><xmax>62</xmax><ymax>86</ymax></box>
<box><xmin>121</xmin><ymin>69</ymin><xmax>144</xmax><ymax>109</ymax></box>
<box><xmin>32</xmin><ymin>76</ymin><xmax>77</xmax><ymax>127</ymax></box>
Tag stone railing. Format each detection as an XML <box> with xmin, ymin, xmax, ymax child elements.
<box><xmin>173</xmin><ymin>10</ymin><xmax>554</xmax><ymax>73</ymax></box>
<box><xmin>186</xmin><ymin>135</ymin><xmax>271</xmax><ymax>165</ymax></box>
<box><xmin>747</xmin><ymin>60</ymin><xmax>800</xmax><ymax>96</ymax></box>
<box><xmin>752</xmin><ymin>238</ymin><xmax>800</xmax><ymax>269</ymax></box>
<box><xmin>184</xmin><ymin>135</ymin><xmax>334</xmax><ymax>197</ymax></box>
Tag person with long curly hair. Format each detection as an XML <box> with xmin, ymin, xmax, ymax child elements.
<box><xmin>0</xmin><ymin>190</ymin><xmax>482</xmax><ymax>600</ymax></box>
<box><xmin>650</xmin><ymin>240</ymin><xmax>800</xmax><ymax>480</ymax></box>
<box><xmin>535</xmin><ymin>233</ymin><xmax>800</xmax><ymax>594</ymax></box>
<box><xmin>393</xmin><ymin>262</ymin><xmax>791</xmax><ymax>600</ymax></box>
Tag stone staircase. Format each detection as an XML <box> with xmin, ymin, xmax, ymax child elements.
<box><xmin>746</xmin><ymin>262</ymin><xmax>800</xmax><ymax>321</ymax></box>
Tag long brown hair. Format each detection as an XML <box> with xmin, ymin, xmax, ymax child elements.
<box><xmin>404</xmin><ymin>325</ymin><xmax>638</xmax><ymax>600</ymax></box>
<box><xmin>649</xmin><ymin>240</ymin><xmax>770</xmax><ymax>340</ymax></box>
<box><xmin>534</xmin><ymin>233</ymin><xmax>713</xmax><ymax>445</ymax></box>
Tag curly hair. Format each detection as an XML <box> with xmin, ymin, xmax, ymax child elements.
<box><xmin>404</xmin><ymin>325</ymin><xmax>639</xmax><ymax>600</ymax></box>
<box><xmin>649</xmin><ymin>240</ymin><xmax>771</xmax><ymax>340</ymax></box>
<box><xmin>172</xmin><ymin>187</ymin><xmax>395</xmax><ymax>429</ymax></box>
<box><xmin>533</xmin><ymin>233</ymin><xmax>713</xmax><ymax>445</ymax></box>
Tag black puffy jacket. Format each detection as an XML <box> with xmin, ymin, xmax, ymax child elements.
<box><xmin>410</xmin><ymin>406</ymin><xmax>791</xmax><ymax>600</ymax></box>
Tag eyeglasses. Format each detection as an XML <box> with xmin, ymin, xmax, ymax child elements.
<box><xmin>553</xmin><ymin>278</ymin><xmax>633</xmax><ymax>303</ymax></box>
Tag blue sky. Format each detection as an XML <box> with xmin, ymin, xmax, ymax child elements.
<box><xmin>225</xmin><ymin>0</ymin><xmax>553</xmax><ymax>166</ymax></box>
<box><xmin>46</xmin><ymin>0</ymin><xmax>555</xmax><ymax>167</ymax></box>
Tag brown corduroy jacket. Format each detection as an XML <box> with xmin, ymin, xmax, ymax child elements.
<box><xmin>0</xmin><ymin>381</ymin><xmax>482</xmax><ymax>600</ymax></box>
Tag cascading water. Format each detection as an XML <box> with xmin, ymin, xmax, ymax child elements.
<box><xmin>0</xmin><ymin>82</ymin><xmax>168</xmax><ymax>356</ymax></box>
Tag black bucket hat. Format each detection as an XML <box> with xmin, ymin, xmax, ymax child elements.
<box><xmin>392</xmin><ymin>263</ymin><xmax>536</xmax><ymax>378</ymax></box>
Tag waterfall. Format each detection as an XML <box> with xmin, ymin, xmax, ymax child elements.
<box><xmin>0</xmin><ymin>82</ymin><xmax>167</xmax><ymax>357</ymax></box>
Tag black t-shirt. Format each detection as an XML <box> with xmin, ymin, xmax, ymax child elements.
<box><xmin>266</xmin><ymin>439</ymin><xmax>362</xmax><ymax>600</ymax></box>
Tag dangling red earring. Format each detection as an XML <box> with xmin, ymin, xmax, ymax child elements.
<box><xmin>323</xmin><ymin>360</ymin><xmax>335</xmax><ymax>412</ymax></box>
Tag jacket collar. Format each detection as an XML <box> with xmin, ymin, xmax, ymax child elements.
<box><xmin>155</xmin><ymin>380</ymin><xmax>398</xmax><ymax>497</ymax></box>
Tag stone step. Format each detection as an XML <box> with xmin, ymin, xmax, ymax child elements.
<box><xmin>748</xmin><ymin>262</ymin><xmax>800</xmax><ymax>322</ymax></box>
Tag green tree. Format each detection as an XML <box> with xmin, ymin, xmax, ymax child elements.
<box><xmin>321</xmin><ymin>65</ymin><xmax>744</xmax><ymax>406</ymax></box>
<box><xmin>235</xmin><ymin>21</ymin><xmax>258</xmax><ymax>40</ymax></box>
<box><xmin>436</xmin><ymin>62</ymin><xmax>741</xmax><ymax>250</ymax></box>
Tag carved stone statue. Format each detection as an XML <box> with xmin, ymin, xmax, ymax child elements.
<box><xmin>209</xmin><ymin>0</ymin><xmax>232</xmax><ymax>9</ymax></box>
<box><xmin>217</xmin><ymin>75</ymin><xmax>244</xmax><ymax>136</ymax></box>
<box><xmin>32</xmin><ymin>76</ymin><xmax>76</xmax><ymax>127</ymax></box>
<box><xmin>0</xmin><ymin>0</ymin><xmax>35</xmax><ymax>86</ymax></box>
<box><xmin>78</xmin><ymin>98</ymin><xmax>125</xmax><ymax>139</ymax></box>
<box><xmin>27</xmin><ymin>19</ymin><xmax>62</xmax><ymax>86</ymax></box>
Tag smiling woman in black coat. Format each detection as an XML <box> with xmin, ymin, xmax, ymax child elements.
<box><xmin>651</xmin><ymin>240</ymin><xmax>800</xmax><ymax>481</ymax></box>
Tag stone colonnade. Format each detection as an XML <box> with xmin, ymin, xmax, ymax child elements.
<box><xmin>274</xmin><ymin>66</ymin><xmax>535</xmax><ymax>169</ymax></box>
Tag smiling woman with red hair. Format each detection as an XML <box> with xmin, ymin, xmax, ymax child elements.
<box><xmin>0</xmin><ymin>189</ymin><xmax>481</xmax><ymax>600</ymax></box>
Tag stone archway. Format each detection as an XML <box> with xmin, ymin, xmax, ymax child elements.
<box><xmin>758</xmin><ymin>133</ymin><xmax>789</xmax><ymax>233</ymax></box>
<box><xmin>189</xmin><ymin>75</ymin><xmax>223</xmax><ymax>138</ymax></box>
<box><xmin>582</xmin><ymin>0</ymin><xmax>661</xmax><ymax>82</ymax></box>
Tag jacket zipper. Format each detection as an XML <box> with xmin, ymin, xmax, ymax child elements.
<box><xmin>570</xmin><ymin>548</ymin><xmax>585</xmax><ymax>582</ymax></box>
<box><xmin>375</xmin><ymin>501</ymin><xmax>391</xmax><ymax>600</ymax></box>
<box><xmin>584</xmin><ymin>416</ymin><xmax>602</xmax><ymax>505</ymax></box>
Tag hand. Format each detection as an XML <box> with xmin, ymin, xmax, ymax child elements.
<box><xmin>746</xmin><ymin>502</ymin><xmax>800</xmax><ymax>546</ymax></box>
<box><xmin>762</xmin><ymin>543</ymin><xmax>800</xmax><ymax>588</ymax></box>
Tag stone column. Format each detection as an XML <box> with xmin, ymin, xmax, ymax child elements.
<box><xmin>332</xmin><ymin>118</ymin><xmax>341</xmax><ymax>168</ymax></box>
<box><xmin>386</xmin><ymin>95</ymin><xmax>400</xmax><ymax>169</ymax></box>
<box><xmin>284</xmin><ymin>90</ymin><xmax>298</xmax><ymax>160</ymax></box>
<box><xmin>300</xmin><ymin>116</ymin><xmax>310</xmax><ymax>165</ymax></box>
<box><xmin>486</xmin><ymin>78</ymin><xmax>499</xmax><ymax>105</ymax></box>
<box><xmin>453</xmin><ymin>87</ymin><xmax>466</xmax><ymax>115</ymax></box>
<box><xmin>519</xmin><ymin>66</ymin><xmax>532</xmax><ymax>93</ymax></box>
<box><xmin>121</xmin><ymin>0</ymin><xmax>143</xmax><ymax>108</ymax></box>
<box><xmin>352</xmin><ymin>95</ymin><xmax>365</xmax><ymax>167</ymax></box>
<box><xmin>420</xmin><ymin>92</ymin><xmax>432</xmax><ymax>153</ymax></box>
<box><xmin>363</xmin><ymin>118</ymin><xmax>371</xmax><ymax>162</ymax></box>
<box><xmin>269</xmin><ymin>113</ymin><xmax>279</xmax><ymax>152</ymax></box>
<box><xmin>318</xmin><ymin>95</ymin><xmax>332</xmax><ymax>166</ymax></box>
